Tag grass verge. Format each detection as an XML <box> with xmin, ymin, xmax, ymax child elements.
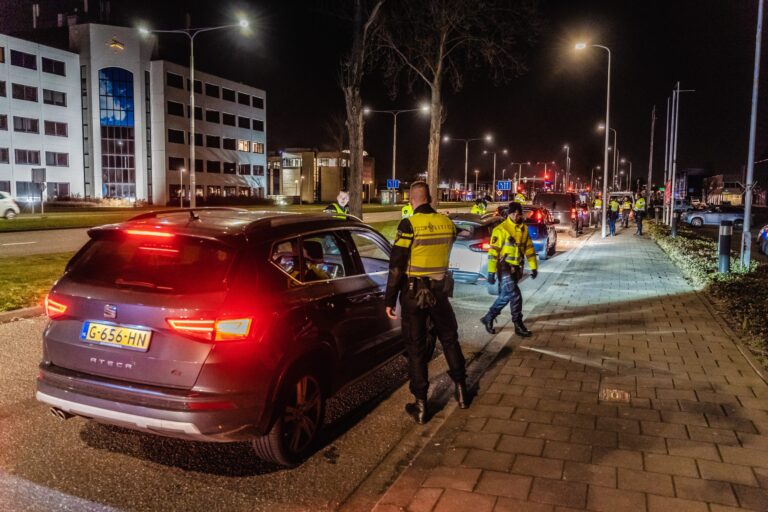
<box><xmin>0</xmin><ymin>252</ymin><xmax>74</xmax><ymax>312</ymax></box>
<box><xmin>648</xmin><ymin>221</ymin><xmax>768</xmax><ymax>365</ymax></box>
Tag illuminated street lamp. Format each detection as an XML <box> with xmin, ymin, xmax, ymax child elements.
<box><xmin>139</xmin><ymin>18</ymin><xmax>250</xmax><ymax>208</ymax></box>
<box><xmin>443</xmin><ymin>134</ymin><xmax>493</xmax><ymax>197</ymax></box>
<box><xmin>576</xmin><ymin>41</ymin><xmax>612</xmax><ymax>237</ymax></box>
<box><xmin>474</xmin><ymin>169</ymin><xmax>480</xmax><ymax>193</ymax></box>
<box><xmin>363</xmin><ymin>104</ymin><xmax>430</xmax><ymax>182</ymax></box>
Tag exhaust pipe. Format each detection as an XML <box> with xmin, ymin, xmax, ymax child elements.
<box><xmin>49</xmin><ymin>407</ymin><xmax>74</xmax><ymax>421</ymax></box>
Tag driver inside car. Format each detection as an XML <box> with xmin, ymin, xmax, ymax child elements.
<box><xmin>301</xmin><ymin>240</ymin><xmax>331</xmax><ymax>282</ymax></box>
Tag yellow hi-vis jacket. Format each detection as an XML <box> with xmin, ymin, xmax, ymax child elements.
<box><xmin>634</xmin><ymin>198</ymin><xmax>646</xmax><ymax>211</ymax></box>
<box><xmin>621</xmin><ymin>201</ymin><xmax>632</xmax><ymax>210</ymax></box>
<box><xmin>393</xmin><ymin>209</ymin><xmax>456</xmax><ymax>278</ymax></box>
<box><xmin>470</xmin><ymin>203</ymin><xmax>487</xmax><ymax>215</ymax></box>
<box><xmin>487</xmin><ymin>217</ymin><xmax>537</xmax><ymax>274</ymax></box>
<box><xmin>324</xmin><ymin>202</ymin><xmax>349</xmax><ymax>218</ymax></box>
<box><xmin>609</xmin><ymin>200</ymin><xmax>620</xmax><ymax>212</ymax></box>
<box><xmin>594</xmin><ymin>198</ymin><xmax>603</xmax><ymax>208</ymax></box>
<box><xmin>514</xmin><ymin>193</ymin><xmax>527</xmax><ymax>203</ymax></box>
<box><xmin>401</xmin><ymin>204</ymin><xmax>414</xmax><ymax>218</ymax></box>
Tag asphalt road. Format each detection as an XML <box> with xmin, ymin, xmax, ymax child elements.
<box><xmin>0</xmin><ymin>207</ymin><xmax>475</xmax><ymax>258</ymax></box>
<box><xmin>0</xmin><ymin>229</ymin><xmax>585</xmax><ymax>511</ymax></box>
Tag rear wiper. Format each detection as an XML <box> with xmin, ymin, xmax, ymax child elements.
<box><xmin>114</xmin><ymin>278</ymin><xmax>174</xmax><ymax>291</ymax></box>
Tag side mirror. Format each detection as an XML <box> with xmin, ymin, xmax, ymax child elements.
<box><xmin>553</xmin><ymin>219</ymin><xmax>561</xmax><ymax>224</ymax></box>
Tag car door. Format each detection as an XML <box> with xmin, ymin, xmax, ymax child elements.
<box><xmin>343</xmin><ymin>228</ymin><xmax>404</xmax><ymax>369</ymax></box>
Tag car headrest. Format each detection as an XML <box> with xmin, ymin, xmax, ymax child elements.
<box><xmin>303</xmin><ymin>240</ymin><xmax>324</xmax><ymax>261</ymax></box>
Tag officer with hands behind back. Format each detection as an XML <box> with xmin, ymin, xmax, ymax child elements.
<box><xmin>385</xmin><ymin>181</ymin><xmax>469</xmax><ymax>425</ymax></box>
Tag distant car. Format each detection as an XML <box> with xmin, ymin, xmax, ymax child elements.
<box><xmin>681</xmin><ymin>205</ymin><xmax>748</xmax><ymax>227</ymax></box>
<box><xmin>532</xmin><ymin>192</ymin><xmax>579</xmax><ymax>233</ymax></box>
<box><xmin>448</xmin><ymin>213</ymin><xmax>503</xmax><ymax>283</ymax></box>
<box><xmin>758</xmin><ymin>224</ymin><xmax>768</xmax><ymax>255</ymax></box>
<box><xmin>0</xmin><ymin>191</ymin><xmax>20</xmax><ymax>219</ymax></box>
<box><xmin>523</xmin><ymin>206</ymin><xmax>558</xmax><ymax>260</ymax></box>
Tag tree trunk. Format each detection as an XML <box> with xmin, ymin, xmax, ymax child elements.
<box><xmin>345</xmin><ymin>88</ymin><xmax>364</xmax><ymax>218</ymax></box>
<box><xmin>426</xmin><ymin>81</ymin><xmax>443</xmax><ymax>207</ymax></box>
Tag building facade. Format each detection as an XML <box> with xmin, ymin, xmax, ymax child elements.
<box><xmin>0</xmin><ymin>22</ymin><xmax>267</xmax><ymax>204</ymax></box>
<box><xmin>0</xmin><ymin>33</ymin><xmax>84</xmax><ymax>199</ymax></box>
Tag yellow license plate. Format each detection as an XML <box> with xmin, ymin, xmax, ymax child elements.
<box><xmin>80</xmin><ymin>321</ymin><xmax>152</xmax><ymax>352</ymax></box>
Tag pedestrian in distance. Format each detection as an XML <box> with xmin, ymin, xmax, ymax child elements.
<box><xmin>324</xmin><ymin>191</ymin><xmax>350</xmax><ymax>218</ymax></box>
<box><xmin>593</xmin><ymin>194</ymin><xmax>603</xmax><ymax>226</ymax></box>
<box><xmin>385</xmin><ymin>181</ymin><xmax>469</xmax><ymax>425</ymax></box>
<box><xmin>480</xmin><ymin>202</ymin><xmax>539</xmax><ymax>338</ymax></box>
<box><xmin>608</xmin><ymin>197</ymin><xmax>620</xmax><ymax>236</ymax></box>
<box><xmin>470</xmin><ymin>198</ymin><xmax>487</xmax><ymax>215</ymax></box>
<box><xmin>621</xmin><ymin>197</ymin><xmax>632</xmax><ymax>228</ymax></box>
<box><xmin>634</xmin><ymin>192</ymin><xmax>647</xmax><ymax>235</ymax></box>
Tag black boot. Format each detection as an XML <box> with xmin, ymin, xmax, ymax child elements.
<box><xmin>455</xmin><ymin>380</ymin><xmax>470</xmax><ymax>409</ymax></box>
<box><xmin>480</xmin><ymin>313</ymin><xmax>496</xmax><ymax>334</ymax></box>
<box><xmin>514</xmin><ymin>319</ymin><xmax>532</xmax><ymax>337</ymax></box>
<box><xmin>405</xmin><ymin>399</ymin><xmax>428</xmax><ymax>424</ymax></box>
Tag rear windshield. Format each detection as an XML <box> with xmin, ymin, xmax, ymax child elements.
<box><xmin>454</xmin><ymin>221</ymin><xmax>493</xmax><ymax>240</ymax></box>
<box><xmin>534</xmin><ymin>194</ymin><xmax>574</xmax><ymax>211</ymax></box>
<box><xmin>68</xmin><ymin>234</ymin><xmax>236</xmax><ymax>293</ymax></box>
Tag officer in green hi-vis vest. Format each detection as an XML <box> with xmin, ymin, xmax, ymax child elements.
<box><xmin>385</xmin><ymin>181</ymin><xmax>469</xmax><ymax>424</ymax></box>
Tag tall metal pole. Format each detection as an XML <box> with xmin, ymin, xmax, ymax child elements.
<box><xmin>667</xmin><ymin>90</ymin><xmax>678</xmax><ymax>224</ymax></box>
<box><xmin>565</xmin><ymin>146</ymin><xmax>570</xmax><ymax>191</ymax></box>
<box><xmin>741</xmin><ymin>0</ymin><xmax>763</xmax><ymax>269</ymax></box>
<box><xmin>597</xmin><ymin>46</ymin><xmax>612</xmax><ymax>238</ymax></box>
<box><xmin>391</xmin><ymin>112</ymin><xmax>397</xmax><ymax>180</ymax></box>
<box><xmin>492</xmin><ymin>151</ymin><xmax>497</xmax><ymax>201</ymax></box>
<box><xmin>670</xmin><ymin>83</ymin><xmax>681</xmax><ymax>225</ymax></box>
<box><xmin>663</xmin><ymin>98</ymin><xmax>670</xmax><ymax>223</ymax></box>
<box><xmin>188</xmin><ymin>34</ymin><xmax>195</xmax><ymax>207</ymax></box>
<box><xmin>647</xmin><ymin>106</ymin><xmax>656</xmax><ymax>204</ymax></box>
<box><xmin>464</xmin><ymin>140</ymin><xmax>469</xmax><ymax>198</ymax></box>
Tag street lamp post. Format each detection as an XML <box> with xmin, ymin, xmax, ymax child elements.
<box><xmin>563</xmin><ymin>145</ymin><xmax>571</xmax><ymax>191</ymax></box>
<box><xmin>179</xmin><ymin>168</ymin><xmax>185</xmax><ymax>207</ymax></box>
<box><xmin>621</xmin><ymin>158</ymin><xmax>632</xmax><ymax>192</ymax></box>
<box><xmin>443</xmin><ymin>134</ymin><xmax>492</xmax><ymax>198</ymax></box>
<box><xmin>474</xmin><ymin>169</ymin><xmax>480</xmax><ymax>193</ymax></box>
<box><xmin>139</xmin><ymin>19</ymin><xmax>249</xmax><ymax>208</ymax></box>
<box><xmin>484</xmin><ymin>148</ymin><xmax>508</xmax><ymax>202</ymax></box>
<box><xmin>510</xmin><ymin>162</ymin><xmax>530</xmax><ymax>197</ymax></box>
<box><xmin>364</xmin><ymin>104</ymin><xmax>429</xmax><ymax>202</ymax></box>
<box><xmin>591</xmin><ymin>165</ymin><xmax>601</xmax><ymax>193</ymax></box>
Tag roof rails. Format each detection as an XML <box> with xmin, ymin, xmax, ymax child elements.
<box><xmin>128</xmin><ymin>207</ymin><xmax>250</xmax><ymax>221</ymax></box>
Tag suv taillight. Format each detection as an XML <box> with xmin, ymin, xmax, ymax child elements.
<box><xmin>469</xmin><ymin>242</ymin><xmax>491</xmax><ymax>252</ymax></box>
<box><xmin>44</xmin><ymin>294</ymin><xmax>68</xmax><ymax>318</ymax></box>
<box><xmin>167</xmin><ymin>317</ymin><xmax>253</xmax><ymax>342</ymax></box>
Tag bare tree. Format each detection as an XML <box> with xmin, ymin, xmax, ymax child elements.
<box><xmin>340</xmin><ymin>0</ymin><xmax>386</xmax><ymax>217</ymax></box>
<box><xmin>378</xmin><ymin>0</ymin><xmax>539</xmax><ymax>205</ymax></box>
<box><xmin>322</xmin><ymin>112</ymin><xmax>348</xmax><ymax>152</ymax></box>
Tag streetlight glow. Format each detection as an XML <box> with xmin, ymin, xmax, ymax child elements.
<box><xmin>363</xmin><ymin>107</ymin><xmax>371</xmax><ymax>115</ymax></box>
<box><xmin>575</xmin><ymin>42</ymin><xmax>587</xmax><ymax>50</ymax></box>
<box><xmin>239</xmin><ymin>19</ymin><xmax>249</xmax><ymax>28</ymax></box>
<box><xmin>485</xmin><ymin>134</ymin><xmax>493</xmax><ymax>142</ymax></box>
<box><xmin>138</xmin><ymin>26</ymin><xmax>150</xmax><ymax>36</ymax></box>
<box><xmin>420</xmin><ymin>103</ymin><xmax>430</xmax><ymax>112</ymax></box>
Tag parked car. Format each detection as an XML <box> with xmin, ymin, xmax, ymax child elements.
<box><xmin>448</xmin><ymin>213</ymin><xmax>502</xmax><ymax>283</ymax></box>
<box><xmin>523</xmin><ymin>207</ymin><xmax>558</xmax><ymax>260</ymax></box>
<box><xmin>532</xmin><ymin>192</ymin><xmax>579</xmax><ymax>233</ymax></box>
<box><xmin>0</xmin><ymin>191</ymin><xmax>20</xmax><ymax>219</ymax></box>
<box><xmin>36</xmin><ymin>208</ymin><xmax>403</xmax><ymax>466</ymax></box>
<box><xmin>681</xmin><ymin>205</ymin><xmax>749</xmax><ymax>227</ymax></box>
<box><xmin>758</xmin><ymin>224</ymin><xmax>768</xmax><ymax>255</ymax></box>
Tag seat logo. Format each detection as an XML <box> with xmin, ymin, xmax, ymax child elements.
<box><xmin>104</xmin><ymin>304</ymin><xmax>117</xmax><ymax>319</ymax></box>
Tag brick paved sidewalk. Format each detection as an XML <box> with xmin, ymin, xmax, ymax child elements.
<box><xmin>373</xmin><ymin>228</ymin><xmax>768</xmax><ymax>511</ymax></box>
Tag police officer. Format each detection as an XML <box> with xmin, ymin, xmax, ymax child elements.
<box><xmin>480</xmin><ymin>202</ymin><xmax>538</xmax><ymax>337</ymax></box>
<box><xmin>385</xmin><ymin>181</ymin><xmax>468</xmax><ymax>424</ymax></box>
<box><xmin>634</xmin><ymin>193</ymin><xmax>647</xmax><ymax>235</ymax></box>
<box><xmin>621</xmin><ymin>196</ymin><xmax>632</xmax><ymax>228</ymax></box>
<box><xmin>593</xmin><ymin>195</ymin><xmax>603</xmax><ymax>226</ymax></box>
<box><xmin>470</xmin><ymin>198</ymin><xmax>487</xmax><ymax>215</ymax></box>
<box><xmin>608</xmin><ymin>197</ymin><xmax>620</xmax><ymax>236</ymax></box>
<box><xmin>514</xmin><ymin>191</ymin><xmax>527</xmax><ymax>204</ymax></box>
<box><xmin>324</xmin><ymin>191</ymin><xmax>350</xmax><ymax>218</ymax></box>
<box><xmin>401</xmin><ymin>202</ymin><xmax>414</xmax><ymax>218</ymax></box>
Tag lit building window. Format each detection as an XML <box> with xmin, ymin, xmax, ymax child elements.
<box><xmin>252</xmin><ymin>142</ymin><xmax>265</xmax><ymax>154</ymax></box>
<box><xmin>237</xmin><ymin>139</ymin><xmax>251</xmax><ymax>152</ymax></box>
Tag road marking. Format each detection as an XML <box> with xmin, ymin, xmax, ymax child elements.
<box><xmin>0</xmin><ymin>241</ymin><xmax>37</xmax><ymax>246</ymax></box>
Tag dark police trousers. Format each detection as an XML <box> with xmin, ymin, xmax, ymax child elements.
<box><xmin>635</xmin><ymin>212</ymin><xmax>644</xmax><ymax>234</ymax></box>
<box><xmin>400</xmin><ymin>280</ymin><xmax>466</xmax><ymax>400</ymax></box>
<box><xmin>488</xmin><ymin>267</ymin><xmax>523</xmax><ymax>322</ymax></box>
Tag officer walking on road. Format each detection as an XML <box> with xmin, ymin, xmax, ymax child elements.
<box><xmin>608</xmin><ymin>197</ymin><xmax>620</xmax><ymax>236</ymax></box>
<box><xmin>480</xmin><ymin>202</ymin><xmax>538</xmax><ymax>338</ymax></box>
<box><xmin>470</xmin><ymin>198</ymin><xmax>487</xmax><ymax>215</ymax></box>
<box><xmin>621</xmin><ymin>197</ymin><xmax>632</xmax><ymax>228</ymax></box>
<box><xmin>385</xmin><ymin>181</ymin><xmax>469</xmax><ymax>425</ymax></box>
<box><xmin>324</xmin><ymin>191</ymin><xmax>350</xmax><ymax>218</ymax></box>
<box><xmin>634</xmin><ymin>192</ymin><xmax>647</xmax><ymax>236</ymax></box>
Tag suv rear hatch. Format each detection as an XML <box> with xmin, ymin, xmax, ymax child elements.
<box><xmin>43</xmin><ymin>228</ymin><xmax>244</xmax><ymax>390</ymax></box>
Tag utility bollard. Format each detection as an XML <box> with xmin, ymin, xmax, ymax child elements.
<box><xmin>670</xmin><ymin>211</ymin><xmax>678</xmax><ymax>238</ymax></box>
<box><xmin>718</xmin><ymin>220</ymin><xmax>732</xmax><ymax>274</ymax></box>
<box><xmin>654</xmin><ymin>206</ymin><xmax>661</xmax><ymax>223</ymax></box>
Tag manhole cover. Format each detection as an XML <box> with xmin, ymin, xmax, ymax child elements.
<box><xmin>599</xmin><ymin>387</ymin><xmax>631</xmax><ymax>403</ymax></box>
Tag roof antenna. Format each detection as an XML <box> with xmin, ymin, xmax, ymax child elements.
<box><xmin>189</xmin><ymin>209</ymin><xmax>200</xmax><ymax>221</ymax></box>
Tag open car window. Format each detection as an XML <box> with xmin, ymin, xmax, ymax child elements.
<box><xmin>349</xmin><ymin>230</ymin><xmax>390</xmax><ymax>274</ymax></box>
<box><xmin>299</xmin><ymin>232</ymin><xmax>347</xmax><ymax>282</ymax></box>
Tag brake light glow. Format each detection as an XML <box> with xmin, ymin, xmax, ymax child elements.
<box><xmin>469</xmin><ymin>242</ymin><xmax>491</xmax><ymax>252</ymax></box>
<box><xmin>125</xmin><ymin>229</ymin><xmax>175</xmax><ymax>238</ymax></box>
<box><xmin>138</xmin><ymin>246</ymin><xmax>179</xmax><ymax>255</ymax></box>
<box><xmin>167</xmin><ymin>317</ymin><xmax>253</xmax><ymax>342</ymax></box>
<box><xmin>44</xmin><ymin>295</ymin><xmax>68</xmax><ymax>318</ymax></box>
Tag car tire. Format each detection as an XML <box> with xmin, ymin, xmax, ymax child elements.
<box><xmin>4</xmin><ymin>209</ymin><xmax>16</xmax><ymax>220</ymax></box>
<box><xmin>547</xmin><ymin>240</ymin><xmax>556</xmax><ymax>256</ymax></box>
<box><xmin>691</xmin><ymin>217</ymin><xmax>704</xmax><ymax>227</ymax></box>
<box><xmin>252</xmin><ymin>371</ymin><xmax>326</xmax><ymax>467</ymax></box>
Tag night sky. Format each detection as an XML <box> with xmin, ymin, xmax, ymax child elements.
<box><xmin>5</xmin><ymin>0</ymin><xmax>767</xmax><ymax>187</ymax></box>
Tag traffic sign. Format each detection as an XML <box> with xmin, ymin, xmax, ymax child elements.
<box><xmin>386</xmin><ymin>179</ymin><xmax>400</xmax><ymax>189</ymax></box>
<box><xmin>496</xmin><ymin>190</ymin><xmax>502</xmax><ymax>197</ymax></box>
<box><xmin>497</xmin><ymin>180</ymin><xmax>512</xmax><ymax>191</ymax></box>
<box><xmin>32</xmin><ymin>168</ymin><xmax>46</xmax><ymax>184</ymax></box>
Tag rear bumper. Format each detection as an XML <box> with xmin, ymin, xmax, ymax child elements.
<box><xmin>36</xmin><ymin>364</ymin><xmax>266</xmax><ymax>442</ymax></box>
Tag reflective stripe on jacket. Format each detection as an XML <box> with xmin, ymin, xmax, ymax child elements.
<box><xmin>622</xmin><ymin>201</ymin><xmax>632</xmax><ymax>210</ymax></box>
<box><xmin>487</xmin><ymin>217</ymin><xmax>537</xmax><ymax>274</ymax></box>
<box><xmin>393</xmin><ymin>211</ymin><xmax>456</xmax><ymax>277</ymax></box>
<box><xmin>325</xmin><ymin>202</ymin><xmax>349</xmax><ymax>218</ymax></box>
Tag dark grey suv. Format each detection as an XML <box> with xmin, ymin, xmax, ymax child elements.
<box><xmin>36</xmin><ymin>208</ymin><xmax>402</xmax><ymax>466</ymax></box>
